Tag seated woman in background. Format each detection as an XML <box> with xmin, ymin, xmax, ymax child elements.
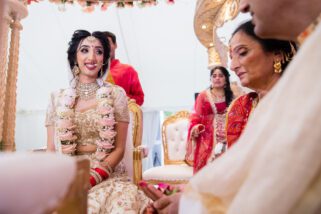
<box><xmin>45</xmin><ymin>30</ymin><xmax>150</xmax><ymax>213</ymax></box>
<box><xmin>226</xmin><ymin>21</ymin><xmax>297</xmax><ymax>147</ymax></box>
<box><xmin>185</xmin><ymin>66</ymin><xmax>234</xmax><ymax>173</ymax></box>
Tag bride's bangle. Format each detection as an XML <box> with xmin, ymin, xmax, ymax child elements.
<box><xmin>100</xmin><ymin>161</ymin><xmax>113</xmax><ymax>174</ymax></box>
<box><xmin>90</xmin><ymin>167</ymin><xmax>110</xmax><ymax>187</ymax></box>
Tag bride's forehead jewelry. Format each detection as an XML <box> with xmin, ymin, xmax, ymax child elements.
<box><xmin>77</xmin><ymin>36</ymin><xmax>102</xmax><ymax>51</ymax></box>
<box><xmin>85</xmin><ymin>35</ymin><xmax>99</xmax><ymax>44</ymax></box>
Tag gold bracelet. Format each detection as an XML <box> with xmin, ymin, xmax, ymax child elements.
<box><xmin>100</xmin><ymin>161</ymin><xmax>113</xmax><ymax>175</ymax></box>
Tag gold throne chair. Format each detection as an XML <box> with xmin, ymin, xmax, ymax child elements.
<box><xmin>142</xmin><ymin>110</ymin><xmax>193</xmax><ymax>184</ymax></box>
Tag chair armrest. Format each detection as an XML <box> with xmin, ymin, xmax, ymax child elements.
<box><xmin>132</xmin><ymin>146</ymin><xmax>149</xmax><ymax>185</ymax></box>
<box><xmin>32</xmin><ymin>146</ymin><xmax>47</xmax><ymax>152</ymax></box>
<box><xmin>136</xmin><ymin>145</ymin><xmax>149</xmax><ymax>158</ymax></box>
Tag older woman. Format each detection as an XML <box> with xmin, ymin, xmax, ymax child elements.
<box><xmin>185</xmin><ymin>66</ymin><xmax>234</xmax><ymax>173</ymax></box>
<box><xmin>141</xmin><ymin>21</ymin><xmax>296</xmax><ymax>213</ymax></box>
<box><xmin>46</xmin><ymin>30</ymin><xmax>150</xmax><ymax>213</ymax></box>
<box><xmin>226</xmin><ymin>21</ymin><xmax>296</xmax><ymax>147</ymax></box>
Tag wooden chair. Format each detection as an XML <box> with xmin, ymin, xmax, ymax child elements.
<box><xmin>142</xmin><ymin>111</ymin><xmax>193</xmax><ymax>184</ymax></box>
<box><xmin>123</xmin><ymin>99</ymin><xmax>147</xmax><ymax>185</ymax></box>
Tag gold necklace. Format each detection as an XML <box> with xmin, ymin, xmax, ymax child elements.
<box><xmin>76</xmin><ymin>82</ymin><xmax>99</xmax><ymax>100</ymax></box>
<box><xmin>210</xmin><ymin>89</ymin><xmax>225</xmax><ymax>103</ymax></box>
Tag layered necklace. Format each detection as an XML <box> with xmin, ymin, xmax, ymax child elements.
<box><xmin>76</xmin><ymin>81</ymin><xmax>100</xmax><ymax>100</ymax></box>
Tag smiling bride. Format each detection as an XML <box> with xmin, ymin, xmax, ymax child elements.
<box><xmin>45</xmin><ymin>30</ymin><xmax>150</xmax><ymax>214</ymax></box>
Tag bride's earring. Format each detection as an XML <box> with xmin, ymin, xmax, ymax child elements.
<box><xmin>99</xmin><ymin>67</ymin><xmax>103</xmax><ymax>78</ymax></box>
<box><xmin>72</xmin><ymin>64</ymin><xmax>80</xmax><ymax>76</ymax></box>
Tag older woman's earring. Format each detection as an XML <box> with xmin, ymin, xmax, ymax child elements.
<box><xmin>273</xmin><ymin>59</ymin><xmax>282</xmax><ymax>73</ymax></box>
<box><xmin>72</xmin><ymin>65</ymin><xmax>80</xmax><ymax>76</ymax></box>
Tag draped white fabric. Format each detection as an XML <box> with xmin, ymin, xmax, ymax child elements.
<box><xmin>15</xmin><ymin>110</ymin><xmax>47</xmax><ymax>151</ymax></box>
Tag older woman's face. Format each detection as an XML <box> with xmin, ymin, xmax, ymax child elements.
<box><xmin>76</xmin><ymin>36</ymin><xmax>104</xmax><ymax>79</ymax></box>
<box><xmin>230</xmin><ymin>31</ymin><xmax>274</xmax><ymax>90</ymax></box>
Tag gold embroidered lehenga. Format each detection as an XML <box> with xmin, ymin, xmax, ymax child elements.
<box><xmin>46</xmin><ymin>83</ymin><xmax>150</xmax><ymax>214</ymax></box>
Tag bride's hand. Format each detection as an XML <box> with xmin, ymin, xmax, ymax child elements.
<box><xmin>191</xmin><ymin>124</ymin><xmax>205</xmax><ymax>138</ymax></box>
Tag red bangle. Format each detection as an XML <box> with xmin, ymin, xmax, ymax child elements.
<box><xmin>90</xmin><ymin>176</ymin><xmax>97</xmax><ymax>187</ymax></box>
<box><xmin>94</xmin><ymin>168</ymin><xmax>109</xmax><ymax>180</ymax></box>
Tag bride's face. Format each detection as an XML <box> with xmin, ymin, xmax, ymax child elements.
<box><xmin>76</xmin><ymin>36</ymin><xmax>104</xmax><ymax>80</ymax></box>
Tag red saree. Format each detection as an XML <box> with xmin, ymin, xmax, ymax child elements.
<box><xmin>185</xmin><ymin>90</ymin><xmax>227</xmax><ymax>174</ymax></box>
<box><xmin>226</xmin><ymin>92</ymin><xmax>258</xmax><ymax>148</ymax></box>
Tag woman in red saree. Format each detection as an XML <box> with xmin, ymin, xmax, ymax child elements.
<box><xmin>226</xmin><ymin>21</ymin><xmax>297</xmax><ymax>148</ymax></box>
<box><xmin>185</xmin><ymin>66</ymin><xmax>234</xmax><ymax>173</ymax></box>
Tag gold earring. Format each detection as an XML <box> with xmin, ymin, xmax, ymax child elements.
<box><xmin>72</xmin><ymin>65</ymin><xmax>80</xmax><ymax>76</ymax></box>
<box><xmin>99</xmin><ymin>67</ymin><xmax>103</xmax><ymax>78</ymax></box>
<box><xmin>274</xmin><ymin>60</ymin><xmax>282</xmax><ymax>73</ymax></box>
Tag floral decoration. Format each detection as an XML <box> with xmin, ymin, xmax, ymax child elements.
<box><xmin>94</xmin><ymin>86</ymin><xmax>117</xmax><ymax>165</ymax></box>
<box><xmin>23</xmin><ymin>0</ymin><xmax>175</xmax><ymax>12</ymax></box>
<box><xmin>56</xmin><ymin>88</ymin><xmax>77</xmax><ymax>154</ymax></box>
<box><xmin>157</xmin><ymin>182</ymin><xmax>183</xmax><ymax>195</ymax></box>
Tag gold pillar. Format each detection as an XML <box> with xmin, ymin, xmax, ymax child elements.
<box><xmin>0</xmin><ymin>14</ymin><xmax>11</xmax><ymax>147</ymax></box>
<box><xmin>2</xmin><ymin>19</ymin><xmax>23</xmax><ymax>151</ymax></box>
<box><xmin>194</xmin><ymin>0</ymin><xmax>239</xmax><ymax>68</ymax></box>
<box><xmin>207</xmin><ymin>46</ymin><xmax>221</xmax><ymax>69</ymax></box>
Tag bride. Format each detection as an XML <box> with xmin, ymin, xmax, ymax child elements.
<box><xmin>45</xmin><ymin>30</ymin><xmax>150</xmax><ymax>213</ymax></box>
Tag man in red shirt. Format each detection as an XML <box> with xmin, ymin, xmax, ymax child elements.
<box><xmin>103</xmin><ymin>31</ymin><xmax>145</xmax><ymax>106</ymax></box>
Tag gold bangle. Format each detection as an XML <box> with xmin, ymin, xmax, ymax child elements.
<box><xmin>100</xmin><ymin>161</ymin><xmax>113</xmax><ymax>174</ymax></box>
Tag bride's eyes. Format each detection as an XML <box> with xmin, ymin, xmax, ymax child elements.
<box><xmin>96</xmin><ymin>49</ymin><xmax>103</xmax><ymax>55</ymax></box>
<box><xmin>80</xmin><ymin>48</ymin><xmax>89</xmax><ymax>53</ymax></box>
<box><xmin>79</xmin><ymin>47</ymin><xmax>103</xmax><ymax>56</ymax></box>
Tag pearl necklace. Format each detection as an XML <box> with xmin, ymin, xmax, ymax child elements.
<box><xmin>76</xmin><ymin>82</ymin><xmax>99</xmax><ymax>100</ymax></box>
